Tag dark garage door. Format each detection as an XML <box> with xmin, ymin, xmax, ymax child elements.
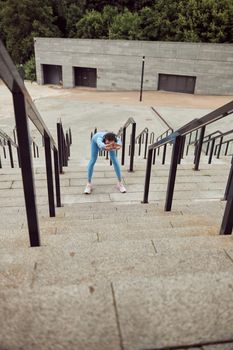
<box><xmin>74</xmin><ymin>67</ymin><xmax>97</xmax><ymax>88</ymax></box>
<box><xmin>43</xmin><ymin>64</ymin><xmax>62</xmax><ymax>85</ymax></box>
<box><xmin>158</xmin><ymin>74</ymin><xmax>196</xmax><ymax>94</ymax></box>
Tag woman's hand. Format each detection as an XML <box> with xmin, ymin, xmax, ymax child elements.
<box><xmin>105</xmin><ymin>142</ymin><xmax>121</xmax><ymax>151</ymax></box>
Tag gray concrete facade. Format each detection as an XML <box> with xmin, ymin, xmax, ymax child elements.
<box><xmin>34</xmin><ymin>38</ymin><xmax>233</xmax><ymax>95</ymax></box>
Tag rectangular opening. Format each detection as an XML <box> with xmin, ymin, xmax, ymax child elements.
<box><xmin>74</xmin><ymin>67</ymin><xmax>97</xmax><ymax>88</ymax></box>
<box><xmin>42</xmin><ymin>64</ymin><xmax>62</xmax><ymax>85</ymax></box>
<box><xmin>158</xmin><ymin>74</ymin><xmax>196</xmax><ymax>94</ymax></box>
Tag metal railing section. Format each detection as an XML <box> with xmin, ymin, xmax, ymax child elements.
<box><xmin>0</xmin><ymin>129</ymin><xmax>20</xmax><ymax>168</ymax></box>
<box><xmin>117</xmin><ymin>117</ymin><xmax>136</xmax><ymax>172</ymax></box>
<box><xmin>0</xmin><ymin>39</ymin><xmax>71</xmax><ymax>247</ymax></box>
<box><xmin>142</xmin><ymin>100</ymin><xmax>233</xmax><ymax>235</ymax></box>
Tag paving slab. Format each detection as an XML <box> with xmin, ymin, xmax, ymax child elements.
<box><xmin>0</xmin><ymin>181</ymin><xmax>13</xmax><ymax>189</ymax></box>
<box><xmin>63</xmin><ymin>193</ymin><xmax>111</xmax><ymax>204</ymax></box>
<box><xmin>98</xmin><ymin>226</ymin><xmax>219</xmax><ymax>242</ymax></box>
<box><xmin>152</xmin><ymin>236</ymin><xmax>233</xmax><ymax>253</ymax></box>
<box><xmin>0</xmin><ymin>284</ymin><xmax>121</xmax><ymax>350</ymax></box>
<box><xmin>113</xmin><ymin>272</ymin><xmax>233</xmax><ymax>349</ymax></box>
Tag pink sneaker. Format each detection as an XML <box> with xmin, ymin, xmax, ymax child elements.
<box><xmin>84</xmin><ymin>183</ymin><xmax>92</xmax><ymax>194</ymax></box>
<box><xmin>117</xmin><ymin>182</ymin><xmax>126</xmax><ymax>193</ymax></box>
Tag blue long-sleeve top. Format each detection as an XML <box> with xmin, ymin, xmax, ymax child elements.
<box><xmin>92</xmin><ymin>132</ymin><xmax>122</xmax><ymax>151</ymax></box>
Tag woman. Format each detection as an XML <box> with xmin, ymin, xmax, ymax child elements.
<box><xmin>84</xmin><ymin>131</ymin><xmax>126</xmax><ymax>194</ymax></box>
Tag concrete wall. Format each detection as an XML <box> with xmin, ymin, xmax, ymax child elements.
<box><xmin>34</xmin><ymin>38</ymin><xmax>233</xmax><ymax>95</ymax></box>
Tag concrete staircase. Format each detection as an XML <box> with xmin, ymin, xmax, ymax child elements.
<box><xmin>1</xmin><ymin>152</ymin><xmax>233</xmax><ymax>350</ymax></box>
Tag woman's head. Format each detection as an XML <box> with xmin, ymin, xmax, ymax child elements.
<box><xmin>103</xmin><ymin>132</ymin><xmax>117</xmax><ymax>144</ymax></box>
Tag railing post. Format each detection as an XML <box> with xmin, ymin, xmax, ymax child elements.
<box><xmin>7</xmin><ymin>140</ymin><xmax>14</xmax><ymax>168</ymax></box>
<box><xmin>165</xmin><ymin>135</ymin><xmax>181</xmax><ymax>211</ymax></box>
<box><xmin>121</xmin><ymin>127</ymin><xmax>126</xmax><ymax>166</ymax></box>
<box><xmin>53</xmin><ymin>148</ymin><xmax>61</xmax><ymax>207</ymax></box>
<box><xmin>66</xmin><ymin>132</ymin><xmax>70</xmax><ymax>158</ymax></box>
<box><xmin>69</xmin><ymin>128</ymin><xmax>72</xmax><ymax>145</ymax></box>
<box><xmin>205</xmin><ymin>135</ymin><xmax>211</xmax><ymax>155</ymax></box>
<box><xmin>129</xmin><ymin>122</ymin><xmax>136</xmax><ymax>172</ymax></box>
<box><xmin>57</xmin><ymin>122</ymin><xmax>63</xmax><ymax>173</ymax></box>
<box><xmin>225</xmin><ymin>141</ymin><xmax>230</xmax><ymax>156</ymax></box>
<box><xmin>220</xmin><ymin>164</ymin><xmax>233</xmax><ymax>235</ymax></box>
<box><xmin>153</xmin><ymin>148</ymin><xmax>156</xmax><ymax>164</ymax></box>
<box><xmin>208</xmin><ymin>138</ymin><xmax>215</xmax><ymax>164</ymax></box>
<box><xmin>186</xmin><ymin>132</ymin><xmax>192</xmax><ymax>156</ymax></box>
<box><xmin>0</xmin><ymin>154</ymin><xmax>2</xmax><ymax>168</ymax></box>
<box><xmin>143</xmin><ymin>131</ymin><xmax>149</xmax><ymax>159</ymax></box>
<box><xmin>162</xmin><ymin>144</ymin><xmax>167</xmax><ymax>165</ymax></box>
<box><xmin>224</xmin><ymin>156</ymin><xmax>233</xmax><ymax>201</ymax></box>
<box><xmin>142</xmin><ymin>148</ymin><xmax>153</xmax><ymax>203</ymax></box>
<box><xmin>217</xmin><ymin>136</ymin><xmax>223</xmax><ymax>159</ymax></box>
<box><xmin>3</xmin><ymin>145</ymin><xmax>6</xmax><ymax>158</ymax></box>
<box><xmin>138</xmin><ymin>135</ymin><xmax>142</xmax><ymax>156</ymax></box>
<box><xmin>194</xmin><ymin>126</ymin><xmax>206</xmax><ymax>171</ymax></box>
<box><xmin>62</xmin><ymin>128</ymin><xmax>67</xmax><ymax>167</ymax></box>
<box><xmin>12</xmin><ymin>92</ymin><xmax>40</xmax><ymax>247</ymax></box>
<box><xmin>33</xmin><ymin>141</ymin><xmax>36</xmax><ymax>158</ymax></box>
<box><xmin>44</xmin><ymin>132</ymin><xmax>55</xmax><ymax>217</ymax></box>
<box><xmin>178</xmin><ymin>135</ymin><xmax>185</xmax><ymax>165</ymax></box>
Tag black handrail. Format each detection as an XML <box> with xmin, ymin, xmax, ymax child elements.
<box><xmin>201</xmin><ymin>129</ymin><xmax>233</xmax><ymax>163</ymax></box>
<box><xmin>218</xmin><ymin>138</ymin><xmax>233</xmax><ymax>156</ymax></box>
<box><xmin>142</xmin><ymin>100</ymin><xmax>233</xmax><ymax>234</ymax></box>
<box><xmin>0</xmin><ymin>39</ymin><xmax>64</xmax><ymax>247</ymax></box>
<box><xmin>0</xmin><ymin>129</ymin><xmax>20</xmax><ymax>168</ymax></box>
<box><xmin>135</xmin><ymin>127</ymin><xmax>149</xmax><ymax>158</ymax></box>
<box><xmin>151</xmin><ymin>107</ymin><xmax>173</xmax><ymax>132</ymax></box>
<box><xmin>117</xmin><ymin>118</ymin><xmax>136</xmax><ymax>172</ymax></box>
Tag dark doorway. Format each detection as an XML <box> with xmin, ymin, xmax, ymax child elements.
<box><xmin>43</xmin><ymin>64</ymin><xmax>62</xmax><ymax>85</ymax></box>
<box><xmin>74</xmin><ymin>67</ymin><xmax>97</xmax><ymax>88</ymax></box>
<box><xmin>158</xmin><ymin>74</ymin><xmax>196</xmax><ymax>94</ymax></box>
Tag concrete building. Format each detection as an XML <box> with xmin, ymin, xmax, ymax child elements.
<box><xmin>34</xmin><ymin>38</ymin><xmax>233</xmax><ymax>95</ymax></box>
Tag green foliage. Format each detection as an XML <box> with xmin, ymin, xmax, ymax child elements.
<box><xmin>0</xmin><ymin>0</ymin><xmax>232</xmax><ymax>66</ymax></box>
<box><xmin>75</xmin><ymin>10</ymin><xmax>105</xmax><ymax>38</ymax></box>
<box><xmin>0</xmin><ymin>0</ymin><xmax>60</xmax><ymax>64</ymax></box>
<box><xmin>24</xmin><ymin>56</ymin><xmax>36</xmax><ymax>81</ymax></box>
<box><xmin>109</xmin><ymin>9</ymin><xmax>140</xmax><ymax>40</ymax></box>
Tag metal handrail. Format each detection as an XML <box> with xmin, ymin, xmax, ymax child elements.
<box><xmin>143</xmin><ymin>100</ymin><xmax>233</xmax><ymax>235</ymax></box>
<box><xmin>201</xmin><ymin>129</ymin><xmax>233</xmax><ymax>162</ymax></box>
<box><xmin>151</xmin><ymin>107</ymin><xmax>173</xmax><ymax>132</ymax></box>
<box><xmin>202</xmin><ymin>129</ymin><xmax>233</xmax><ymax>145</ymax></box>
<box><xmin>0</xmin><ymin>41</ymin><xmax>56</xmax><ymax>147</ymax></box>
<box><xmin>118</xmin><ymin>117</ymin><xmax>136</xmax><ymax>172</ymax></box>
<box><xmin>135</xmin><ymin>127</ymin><xmax>148</xmax><ymax>142</ymax></box>
<box><xmin>0</xmin><ymin>39</ymin><xmax>65</xmax><ymax>247</ymax></box>
<box><xmin>135</xmin><ymin>127</ymin><xmax>149</xmax><ymax>159</ymax></box>
<box><xmin>0</xmin><ymin>129</ymin><xmax>20</xmax><ymax>168</ymax></box>
<box><xmin>0</xmin><ymin>129</ymin><xmax>18</xmax><ymax>147</ymax></box>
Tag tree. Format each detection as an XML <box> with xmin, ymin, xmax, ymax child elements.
<box><xmin>75</xmin><ymin>10</ymin><xmax>105</xmax><ymax>38</ymax></box>
<box><xmin>137</xmin><ymin>7</ymin><xmax>160</xmax><ymax>40</ymax></box>
<box><xmin>0</xmin><ymin>0</ymin><xmax>60</xmax><ymax>64</ymax></box>
<box><xmin>109</xmin><ymin>9</ymin><xmax>141</xmax><ymax>39</ymax></box>
<box><xmin>66</xmin><ymin>2</ymin><xmax>86</xmax><ymax>37</ymax></box>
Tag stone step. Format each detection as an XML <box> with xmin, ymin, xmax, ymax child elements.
<box><xmin>1</xmin><ymin>271</ymin><xmax>233</xmax><ymax>349</ymax></box>
<box><xmin>112</xmin><ymin>271</ymin><xmax>233</xmax><ymax>349</ymax></box>
<box><xmin>0</xmin><ymin>284</ymin><xmax>121</xmax><ymax>350</ymax></box>
<box><xmin>0</xmin><ymin>224</ymin><xmax>220</xmax><ymax>249</ymax></box>
<box><xmin>1</xmin><ymin>239</ymin><xmax>233</xmax><ymax>290</ymax></box>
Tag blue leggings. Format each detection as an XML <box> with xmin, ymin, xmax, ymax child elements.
<box><xmin>87</xmin><ymin>140</ymin><xmax>122</xmax><ymax>182</ymax></box>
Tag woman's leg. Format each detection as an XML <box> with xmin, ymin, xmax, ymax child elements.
<box><xmin>87</xmin><ymin>140</ymin><xmax>99</xmax><ymax>182</ymax></box>
<box><xmin>109</xmin><ymin>150</ymin><xmax>122</xmax><ymax>181</ymax></box>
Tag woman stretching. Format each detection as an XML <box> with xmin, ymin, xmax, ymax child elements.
<box><xmin>84</xmin><ymin>131</ymin><xmax>126</xmax><ymax>194</ymax></box>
